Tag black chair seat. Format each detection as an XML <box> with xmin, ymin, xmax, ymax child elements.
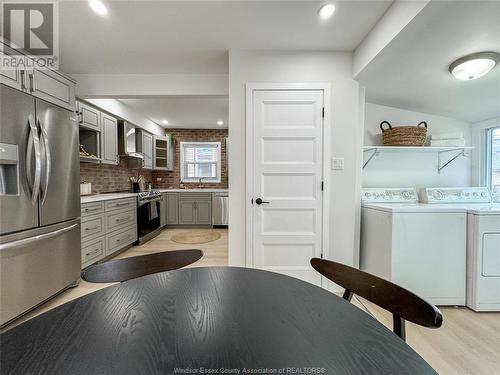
<box><xmin>82</xmin><ymin>249</ymin><xmax>203</xmax><ymax>283</ymax></box>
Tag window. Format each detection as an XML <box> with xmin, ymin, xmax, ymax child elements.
<box><xmin>180</xmin><ymin>142</ymin><xmax>221</xmax><ymax>183</ymax></box>
<box><xmin>486</xmin><ymin>127</ymin><xmax>500</xmax><ymax>196</ymax></box>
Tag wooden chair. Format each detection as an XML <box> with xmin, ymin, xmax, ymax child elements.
<box><xmin>82</xmin><ymin>249</ymin><xmax>203</xmax><ymax>283</ymax></box>
<box><xmin>310</xmin><ymin>258</ymin><xmax>443</xmax><ymax>341</ymax></box>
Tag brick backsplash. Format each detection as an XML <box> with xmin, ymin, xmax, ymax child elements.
<box><xmin>80</xmin><ymin>128</ymin><xmax>228</xmax><ymax>194</ymax></box>
<box><xmin>80</xmin><ymin>158</ymin><xmax>152</xmax><ymax>194</ymax></box>
<box><xmin>152</xmin><ymin>128</ymin><xmax>228</xmax><ymax>189</ymax></box>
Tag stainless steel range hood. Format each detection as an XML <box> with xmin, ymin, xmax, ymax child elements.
<box><xmin>118</xmin><ymin>120</ymin><xmax>144</xmax><ymax>159</ymax></box>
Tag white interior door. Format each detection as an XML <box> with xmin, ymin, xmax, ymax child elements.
<box><xmin>251</xmin><ymin>89</ymin><xmax>324</xmax><ymax>285</ymax></box>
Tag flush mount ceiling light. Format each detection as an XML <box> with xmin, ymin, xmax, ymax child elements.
<box><xmin>217</xmin><ymin>120</ymin><xmax>224</xmax><ymax>126</ymax></box>
<box><xmin>162</xmin><ymin>120</ymin><xmax>169</xmax><ymax>125</ymax></box>
<box><xmin>318</xmin><ymin>3</ymin><xmax>336</xmax><ymax>20</ymax></box>
<box><xmin>449</xmin><ymin>52</ymin><xmax>499</xmax><ymax>80</ymax></box>
<box><xmin>88</xmin><ymin>0</ymin><xmax>108</xmax><ymax>16</ymax></box>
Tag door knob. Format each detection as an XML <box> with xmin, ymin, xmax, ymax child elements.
<box><xmin>255</xmin><ymin>198</ymin><xmax>270</xmax><ymax>205</ymax></box>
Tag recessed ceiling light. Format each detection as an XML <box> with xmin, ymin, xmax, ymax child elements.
<box><xmin>162</xmin><ymin>120</ymin><xmax>169</xmax><ymax>125</ymax></box>
<box><xmin>217</xmin><ymin>120</ymin><xmax>224</xmax><ymax>126</ymax></box>
<box><xmin>318</xmin><ymin>3</ymin><xmax>336</xmax><ymax>20</ymax></box>
<box><xmin>88</xmin><ymin>0</ymin><xmax>108</xmax><ymax>16</ymax></box>
<box><xmin>449</xmin><ymin>52</ymin><xmax>499</xmax><ymax>80</ymax></box>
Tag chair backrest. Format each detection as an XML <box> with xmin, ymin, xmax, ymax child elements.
<box><xmin>310</xmin><ymin>258</ymin><xmax>442</xmax><ymax>341</ymax></box>
<box><xmin>82</xmin><ymin>249</ymin><xmax>203</xmax><ymax>283</ymax></box>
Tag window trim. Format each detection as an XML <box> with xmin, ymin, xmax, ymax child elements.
<box><xmin>485</xmin><ymin>126</ymin><xmax>500</xmax><ymax>192</ymax></box>
<box><xmin>180</xmin><ymin>141</ymin><xmax>222</xmax><ymax>183</ymax></box>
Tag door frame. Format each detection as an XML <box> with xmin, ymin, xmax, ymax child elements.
<box><xmin>245</xmin><ymin>83</ymin><xmax>332</xmax><ymax>281</ymax></box>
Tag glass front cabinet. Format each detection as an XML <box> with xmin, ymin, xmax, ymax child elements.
<box><xmin>153</xmin><ymin>134</ymin><xmax>174</xmax><ymax>171</ymax></box>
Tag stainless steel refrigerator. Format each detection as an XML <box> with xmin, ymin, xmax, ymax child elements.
<box><xmin>0</xmin><ymin>84</ymin><xmax>81</xmax><ymax>327</ymax></box>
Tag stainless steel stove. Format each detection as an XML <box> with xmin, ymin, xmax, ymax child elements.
<box><xmin>137</xmin><ymin>190</ymin><xmax>161</xmax><ymax>201</ymax></box>
<box><xmin>136</xmin><ymin>190</ymin><xmax>162</xmax><ymax>244</ymax></box>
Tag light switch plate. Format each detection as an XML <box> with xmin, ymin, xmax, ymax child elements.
<box><xmin>331</xmin><ymin>158</ymin><xmax>345</xmax><ymax>170</ymax></box>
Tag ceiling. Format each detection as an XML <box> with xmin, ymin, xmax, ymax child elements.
<box><xmin>58</xmin><ymin>0</ymin><xmax>393</xmax><ymax>74</ymax></box>
<box><xmin>357</xmin><ymin>1</ymin><xmax>500</xmax><ymax>123</ymax></box>
<box><xmin>119</xmin><ymin>96</ymin><xmax>229</xmax><ymax>128</ymax></box>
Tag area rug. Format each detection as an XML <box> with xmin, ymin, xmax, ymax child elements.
<box><xmin>171</xmin><ymin>230</ymin><xmax>221</xmax><ymax>244</ymax></box>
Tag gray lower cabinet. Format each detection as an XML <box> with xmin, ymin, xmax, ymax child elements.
<box><xmin>166</xmin><ymin>193</ymin><xmax>179</xmax><ymax>225</ymax></box>
<box><xmin>160</xmin><ymin>193</ymin><xmax>167</xmax><ymax>228</ymax></box>
<box><xmin>177</xmin><ymin>193</ymin><xmax>212</xmax><ymax>225</ymax></box>
<box><xmin>196</xmin><ymin>201</ymin><xmax>212</xmax><ymax>225</ymax></box>
<box><xmin>81</xmin><ymin>197</ymin><xmax>137</xmax><ymax>269</ymax></box>
<box><xmin>179</xmin><ymin>200</ymin><xmax>196</xmax><ymax>225</ymax></box>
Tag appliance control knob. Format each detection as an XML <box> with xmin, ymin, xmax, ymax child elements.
<box><xmin>364</xmin><ymin>192</ymin><xmax>371</xmax><ymax>198</ymax></box>
<box><xmin>433</xmin><ymin>191</ymin><xmax>443</xmax><ymax>200</ymax></box>
<box><xmin>473</xmin><ymin>192</ymin><xmax>478</xmax><ymax>197</ymax></box>
<box><xmin>481</xmin><ymin>192</ymin><xmax>486</xmax><ymax>198</ymax></box>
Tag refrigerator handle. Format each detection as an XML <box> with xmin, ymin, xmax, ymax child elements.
<box><xmin>26</xmin><ymin>114</ymin><xmax>42</xmax><ymax>206</ymax></box>
<box><xmin>38</xmin><ymin>118</ymin><xmax>51</xmax><ymax>205</ymax></box>
<box><xmin>0</xmin><ymin>223</ymin><xmax>78</xmax><ymax>251</ymax></box>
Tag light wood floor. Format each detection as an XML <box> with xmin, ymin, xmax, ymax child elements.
<box><xmin>7</xmin><ymin>228</ymin><xmax>500</xmax><ymax>375</ymax></box>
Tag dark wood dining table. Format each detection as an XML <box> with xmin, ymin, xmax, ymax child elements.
<box><xmin>0</xmin><ymin>267</ymin><xmax>437</xmax><ymax>374</ymax></box>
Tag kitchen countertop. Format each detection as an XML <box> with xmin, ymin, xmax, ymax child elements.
<box><xmin>81</xmin><ymin>189</ymin><xmax>229</xmax><ymax>203</ymax></box>
<box><xmin>157</xmin><ymin>188</ymin><xmax>228</xmax><ymax>193</ymax></box>
<box><xmin>81</xmin><ymin>193</ymin><xmax>138</xmax><ymax>204</ymax></box>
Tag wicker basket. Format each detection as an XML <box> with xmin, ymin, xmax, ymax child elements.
<box><xmin>380</xmin><ymin>121</ymin><xmax>428</xmax><ymax>146</ymax></box>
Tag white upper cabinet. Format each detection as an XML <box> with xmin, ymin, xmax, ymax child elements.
<box><xmin>136</xmin><ymin>129</ymin><xmax>153</xmax><ymax>169</ymax></box>
<box><xmin>0</xmin><ymin>42</ymin><xmax>76</xmax><ymax>111</ymax></box>
<box><xmin>142</xmin><ymin>132</ymin><xmax>153</xmax><ymax>169</ymax></box>
<box><xmin>31</xmin><ymin>69</ymin><xmax>76</xmax><ymax>111</ymax></box>
<box><xmin>100</xmin><ymin>113</ymin><xmax>119</xmax><ymax>165</ymax></box>
<box><xmin>77</xmin><ymin>101</ymin><xmax>101</xmax><ymax>131</ymax></box>
<box><xmin>0</xmin><ymin>45</ymin><xmax>24</xmax><ymax>91</ymax></box>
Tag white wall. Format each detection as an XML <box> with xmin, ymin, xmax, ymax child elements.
<box><xmin>228</xmin><ymin>50</ymin><xmax>364</xmax><ymax>270</ymax></box>
<box><xmin>353</xmin><ymin>0</ymin><xmax>430</xmax><ymax>77</ymax></box>
<box><xmin>363</xmin><ymin>103</ymin><xmax>472</xmax><ymax>188</ymax></box>
<box><xmin>72</xmin><ymin>74</ymin><xmax>228</xmax><ymax>97</ymax></box>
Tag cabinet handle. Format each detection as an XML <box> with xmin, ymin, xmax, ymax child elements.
<box><xmin>85</xmin><ymin>248</ymin><xmax>100</xmax><ymax>257</ymax></box>
<box><xmin>115</xmin><ymin>202</ymin><xmax>131</xmax><ymax>207</ymax></box>
<box><xmin>85</xmin><ymin>225</ymin><xmax>100</xmax><ymax>231</ymax></box>
<box><xmin>115</xmin><ymin>216</ymin><xmax>131</xmax><ymax>223</ymax></box>
<box><xmin>116</xmin><ymin>234</ymin><xmax>131</xmax><ymax>243</ymax></box>
<box><xmin>28</xmin><ymin>72</ymin><xmax>35</xmax><ymax>93</ymax></box>
<box><xmin>84</xmin><ymin>207</ymin><xmax>100</xmax><ymax>213</ymax></box>
<box><xmin>20</xmin><ymin>70</ymin><xmax>26</xmax><ymax>91</ymax></box>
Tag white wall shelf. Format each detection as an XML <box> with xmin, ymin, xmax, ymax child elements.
<box><xmin>362</xmin><ymin>146</ymin><xmax>475</xmax><ymax>173</ymax></box>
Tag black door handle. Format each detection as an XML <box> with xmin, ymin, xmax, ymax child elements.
<box><xmin>255</xmin><ymin>198</ymin><xmax>270</xmax><ymax>205</ymax></box>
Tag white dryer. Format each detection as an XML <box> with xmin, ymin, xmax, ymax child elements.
<box><xmin>361</xmin><ymin>188</ymin><xmax>467</xmax><ymax>306</ymax></box>
<box><xmin>467</xmin><ymin>204</ymin><xmax>500</xmax><ymax>311</ymax></box>
<box><xmin>421</xmin><ymin>187</ymin><xmax>500</xmax><ymax>311</ymax></box>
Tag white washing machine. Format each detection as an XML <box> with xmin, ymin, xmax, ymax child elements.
<box><xmin>420</xmin><ymin>187</ymin><xmax>500</xmax><ymax>311</ymax></box>
<box><xmin>360</xmin><ymin>188</ymin><xmax>467</xmax><ymax>306</ymax></box>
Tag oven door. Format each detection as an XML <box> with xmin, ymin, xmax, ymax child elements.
<box><xmin>137</xmin><ymin>198</ymin><xmax>161</xmax><ymax>238</ymax></box>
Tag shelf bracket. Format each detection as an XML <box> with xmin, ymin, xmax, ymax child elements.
<box><xmin>362</xmin><ymin>148</ymin><xmax>378</xmax><ymax>169</ymax></box>
<box><xmin>437</xmin><ymin>148</ymin><xmax>467</xmax><ymax>173</ymax></box>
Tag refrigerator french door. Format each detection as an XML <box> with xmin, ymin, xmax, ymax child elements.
<box><xmin>0</xmin><ymin>84</ymin><xmax>81</xmax><ymax>327</ymax></box>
